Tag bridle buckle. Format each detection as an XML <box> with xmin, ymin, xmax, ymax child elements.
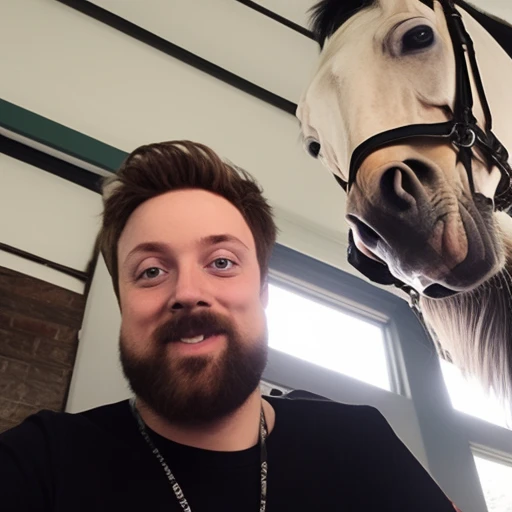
<box><xmin>451</xmin><ymin>123</ymin><xmax>476</xmax><ymax>148</ymax></box>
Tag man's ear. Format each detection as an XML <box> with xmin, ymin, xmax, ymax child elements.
<box><xmin>260</xmin><ymin>279</ymin><xmax>269</xmax><ymax>309</ymax></box>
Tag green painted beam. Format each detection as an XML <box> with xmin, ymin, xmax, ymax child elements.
<box><xmin>0</xmin><ymin>99</ymin><xmax>127</xmax><ymax>172</ymax></box>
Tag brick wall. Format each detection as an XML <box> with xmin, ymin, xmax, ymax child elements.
<box><xmin>0</xmin><ymin>266</ymin><xmax>85</xmax><ymax>432</ymax></box>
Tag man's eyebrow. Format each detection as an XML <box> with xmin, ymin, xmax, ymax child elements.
<box><xmin>124</xmin><ymin>242</ymin><xmax>168</xmax><ymax>263</ymax></box>
<box><xmin>199</xmin><ymin>234</ymin><xmax>249</xmax><ymax>250</ymax></box>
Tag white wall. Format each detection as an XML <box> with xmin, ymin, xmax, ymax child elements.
<box><xmin>0</xmin><ymin>153</ymin><xmax>102</xmax><ymax>293</ymax></box>
<box><xmin>66</xmin><ymin>256</ymin><xmax>128</xmax><ymax>412</ymax></box>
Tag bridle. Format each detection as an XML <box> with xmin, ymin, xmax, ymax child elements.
<box><xmin>332</xmin><ymin>0</ymin><xmax>512</xmax><ymax>304</ymax></box>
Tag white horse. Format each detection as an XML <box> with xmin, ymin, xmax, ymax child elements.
<box><xmin>298</xmin><ymin>0</ymin><xmax>512</xmax><ymax>403</ymax></box>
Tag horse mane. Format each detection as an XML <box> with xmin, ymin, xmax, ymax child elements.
<box><xmin>421</xmin><ymin>232</ymin><xmax>512</xmax><ymax>410</ymax></box>
<box><xmin>310</xmin><ymin>0</ymin><xmax>512</xmax><ymax>53</ymax></box>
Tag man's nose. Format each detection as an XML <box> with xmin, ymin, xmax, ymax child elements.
<box><xmin>169</xmin><ymin>265</ymin><xmax>211</xmax><ymax>311</ymax></box>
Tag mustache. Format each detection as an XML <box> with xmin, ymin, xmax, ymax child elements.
<box><xmin>154</xmin><ymin>310</ymin><xmax>234</xmax><ymax>344</ymax></box>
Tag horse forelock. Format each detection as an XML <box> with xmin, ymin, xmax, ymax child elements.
<box><xmin>310</xmin><ymin>0</ymin><xmax>376</xmax><ymax>47</ymax></box>
<box><xmin>310</xmin><ymin>0</ymin><xmax>435</xmax><ymax>47</ymax></box>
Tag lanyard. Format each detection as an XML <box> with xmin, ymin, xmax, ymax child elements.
<box><xmin>129</xmin><ymin>398</ymin><xmax>269</xmax><ymax>512</ymax></box>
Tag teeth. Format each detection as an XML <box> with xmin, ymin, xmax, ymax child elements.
<box><xmin>180</xmin><ymin>335</ymin><xmax>205</xmax><ymax>344</ymax></box>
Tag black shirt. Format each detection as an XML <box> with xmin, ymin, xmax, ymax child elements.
<box><xmin>0</xmin><ymin>396</ymin><xmax>457</xmax><ymax>511</ymax></box>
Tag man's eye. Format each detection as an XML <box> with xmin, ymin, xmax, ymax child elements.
<box><xmin>211</xmin><ymin>258</ymin><xmax>235</xmax><ymax>270</ymax></box>
<box><xmin>140</xmin><ymin>267</ymin><xmax>164</xmax><ymax>279</ymax></box>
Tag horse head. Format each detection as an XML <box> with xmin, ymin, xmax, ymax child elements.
<box><xmin>298</xmin><ymin>0</ymin><xmax>512</xmax><ymax>400</ymax></box>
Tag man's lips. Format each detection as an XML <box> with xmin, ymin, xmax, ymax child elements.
<box><xmin>169</xmin><ymin>330</ymin><xmax>225</xmax><ymax>345</ymax></box>
<box><xmin>170</xmin><ymin>333</ymin><xmax>227</xmax><ymax>353</ymax></box>
<box><xmin>179</xmin><ymin>334</ymin><xmax>207</xmax><ymax>344</ymax></box>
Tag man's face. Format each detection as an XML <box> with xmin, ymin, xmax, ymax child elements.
<box><xmin>117</xmin><ymin>189</ymin><xmax>268</xmax><ymax>424</ymax></box>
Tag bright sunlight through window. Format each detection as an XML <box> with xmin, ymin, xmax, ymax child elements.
<box><xmin>474</xmin><ymin>456</ymin><xmax>512</xmax><ymax>512</ymax></box>
<box><xmin>266</xmin><ymin>284</ymin><xmax>390</xmax><ymax>391</ymax></box>
<box><xmin>440</xmin><ymin>360</ymin><xmax>510</xmax><ymax>429</ymax></box>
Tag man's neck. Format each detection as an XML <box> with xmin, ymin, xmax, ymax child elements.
<box><xmin>135</xmin><ymin>391</ymin><xmax>275</xmax><ymax>452</ymax></box>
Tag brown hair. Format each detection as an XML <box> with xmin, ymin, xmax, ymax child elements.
<box><xmin>98</xmin><ymin>140</ymin><xmax>277</xmax><ymax>298</ymax></box>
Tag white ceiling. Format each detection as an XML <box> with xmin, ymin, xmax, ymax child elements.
<box><xmin>252</xmin><ymin>0</ymin><xmax>314</xmax><ymax>28</ymax></box>
<box><xmin>470</xmin><ymin>0</ymin><xmax>512</xmax><ymax>22</ymax></box>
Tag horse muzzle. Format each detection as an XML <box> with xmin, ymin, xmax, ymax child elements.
<box><xmin>346</xmin><ymin>157</ymin><xmax>502</xmax><ymax>297</ymax></box>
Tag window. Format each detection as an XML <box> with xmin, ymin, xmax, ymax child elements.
<box><xmin>266</xmin><ymin>283</ymin><xmax>390</xmax><ymax>391</ymax></box>
<box><xmin>440</xmin><ymin>359</ymin><xmax>510</xmax><ymax>429</ymax></box>
<box><xmin>267</xmin><ymin>243</ymin><xmax>512</xmax><ymax>511</ymax></box>
<box><xmin>474</xmin><ymin>456</ymin><xmax>512</xmax><ymax>512</ymax></box>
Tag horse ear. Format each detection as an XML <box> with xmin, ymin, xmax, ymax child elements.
<box><xmin>347</xmin><ymin>230</ymin><xmax>404</xmax><ymax>287</ymax></box>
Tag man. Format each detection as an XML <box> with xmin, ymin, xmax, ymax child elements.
<box><xmin>0</xmin><ymin>141</ymin><xmax>459</xmax><ymax>511</ymax></box>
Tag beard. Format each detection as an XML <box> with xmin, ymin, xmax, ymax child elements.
<box><xmin>119</xmin><ymin>310</ymin><xmax>268</xmax><ymax>426</ymax></box>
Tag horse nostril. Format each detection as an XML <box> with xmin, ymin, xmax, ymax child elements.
<box><xmin>403</xmin><ymin>159</ymin><xmax>433</xmax><ymax>185</ymax></box>
<box><xmin>347</xmin><ymin>215</ymin><xmax>381</xmax><ymax>249</ymax></box>
<box><xmin>380</xmin><ymin>167</ymin><xmax>415</xmax><ymax>211</ymax></box>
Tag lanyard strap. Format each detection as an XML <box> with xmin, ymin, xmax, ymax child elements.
<box><xmin>129</xmin><ymin>398</ymin><xmax>268</xmax><ymax>512</ymax></box>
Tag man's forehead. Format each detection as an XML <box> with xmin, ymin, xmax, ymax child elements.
<box><xmin>126</xmin><ymin>189</ymin><xmax>248</xmax><ymax>228</ymax></box>
<box><xmin>118</xmin><ymin>189</ymin><xmax>255</xmax><ymax>258</ymax></box>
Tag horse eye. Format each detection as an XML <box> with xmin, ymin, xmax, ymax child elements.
<box><xmin>402</xmin><ymin>25</ymin><xmax>434</xmax><ymax>53</ymax></box>
<box><xmin>305</xmin><ymin>138</ymin><xmax>321</xmax><ymax>158</ymax></box>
